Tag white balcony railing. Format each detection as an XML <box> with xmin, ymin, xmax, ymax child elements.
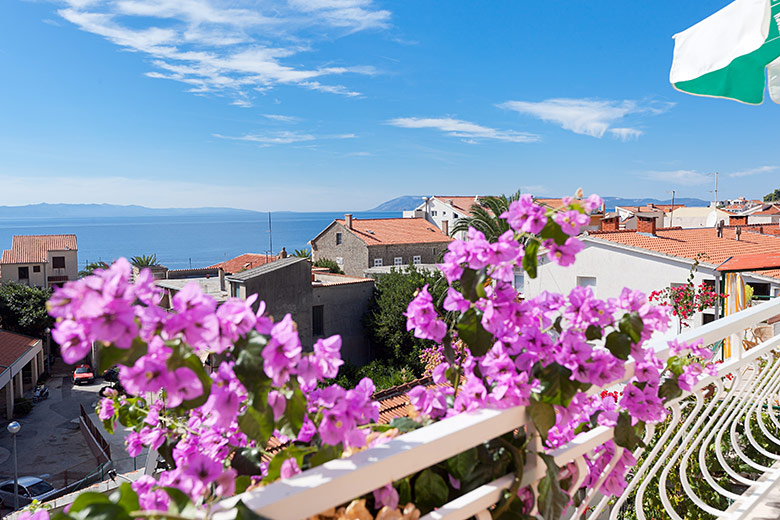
<box><xmin>215</xmin><ymin>297</ymin><xmax>780</xmax><ymax>520</ymax></box>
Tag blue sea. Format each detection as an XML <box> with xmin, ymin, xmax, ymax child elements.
<box><xmin>0</xmin><ymin>212</ymin><xmax>399</xmax><ymax>270</ymax></box>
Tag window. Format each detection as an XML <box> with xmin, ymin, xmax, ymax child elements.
<box><xmin>0</xmin><ymin>484</ymin><xmax>15</xmax><ymax>493</ymax></box>
<box><xmin>442</xmin><ymin>211</ymin><xmax>446</xmax><ymax>216</ymax></box>
<box><xmin>374</xmin><ymin>258</ymin><xmax>383</xmax><ymax>267</ymax></box>
<box><xmin>18</xmin><ymin>266</ymin><xmax>29</xmax><ymax>279</ymax></box>
<box><xmin>312</xmin><ymin>305</ymin><xmax>324</xmax><ymax>336</ymax></box>
<box><xmin>336</xmin><ymin>257</ymin><xmax>343</xmax><ymax>265</ymax></box>
<box><xmin>52</xmin><ymin>256</ymin><xmax>66</xmax><ymax>269</ymax></box>
<box><xmin>413</xmin><ymin>255</ymin><xmax>421</xmax><ymax>265</ymax></box>
<box><xmin>394</xmin><ymin>257</ymin><xmax>403</xmax><ymax>266</ymax></box>
<box><xmin>577</xmin><ymin>276</ymin><xmax>597</xmax><ymax>294</ymax></box>
<box><xmin>513</xmin><ymin>271</ymin><xmax>525</xmax><ymax>292</ymax></box>
<box><xmin>431</xmin><ymin>210</ymin><xmax>437</xmax><ymax>216</ymax></box>
<box><xmin>231</xmin><ymin>283</ymin><xmax>242</xmax><ymax>298</ymax></box>
<box><xmin>336</xmin><ymin>233</ymin><xmax>342</xmax><ymax>245</ymax></box>
<box><xmin>453</xmin><ymin>214</ymin><xmax>459</xmax><ymax>220</ymax></box>
<box><xmin>33</xmin><ymin>265</ymin><xmax>41</xmax><ymax>273</ymax></box>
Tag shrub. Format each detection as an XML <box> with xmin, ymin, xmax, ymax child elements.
<box><xmin>14</xmin><ymin>398</ymin><xmax>33</xmax><ymax>416</ymax></box>
<box><xmin>313</xmin><ymin>258</ymin><xmax>343</xmax><ymax>274</ymax></box>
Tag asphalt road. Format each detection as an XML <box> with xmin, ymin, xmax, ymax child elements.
<box><xmin>0</xmin><ymin>363</ymin><xmax>105</xmax><ymax>514</ymax></box>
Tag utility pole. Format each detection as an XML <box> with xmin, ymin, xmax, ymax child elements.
<box><xmin>666</xmin><ymin>190</ymin><xmax>676</xmax><ymax>227</ymax></box>
<box><xmin>268</xmin><ymin>212</ymin><xmax>273</xmax><ymax>258</ymax></box>
<box><xmin>710</xmin><ymin>171</ymin><xmax>719</xmax><ymax>206</ymax></box>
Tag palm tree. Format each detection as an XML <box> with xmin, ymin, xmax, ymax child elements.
<box><xmin>78</xmin><ymin>261</ymin><xmax>108</xmax><ymax>278</ymax></box>
<box><xmin>130</xmin><ymin>254</ymin><xmax>158</xmax><ymax>268</ymax></box>
<box><xmin>450</xmin><ymin>191</ymin><xmax>522</xmax><ymax>242</ymax></box>
<box><xmin>293</xmin><ymin>248</ymin><xmax>312</xmax><ymax>259</ymax></box>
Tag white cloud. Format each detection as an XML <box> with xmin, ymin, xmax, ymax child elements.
<box><xmin>728</xmin><ymin>165</ymin><xmax>777</xmax><ymax>178</ymax></box>
<box><xmin>213</xmin><ymin>131</ymin><xmax>355</xmax><ymax>145</ymax></box>
<box><xmin>641</xmin><ymin>169</ymin><xmax>712</xmax><ymax>186</ymax></box>
<box><xmin>53</xmin><ymin>0</ymin><xmax>389</xmax><ymax>105</ymax></box>
<box><xmin>387</xmin><ymin>117</ymin><xmax>540</xmax><ymax>144</ymax></box>
<box><xmin>499</xmin><ymin>98</ymin><xmax>673</xmax><ymax>139</ymax></box>
<box><xmin>263</xmin><ymin>114</ymin><xmax>300</xmax><ymax>123</ymax></box>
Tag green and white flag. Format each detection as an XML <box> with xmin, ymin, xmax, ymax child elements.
<box><xmin>670</xmin><ymin>0</ymin><xmax>780</xmax><ymax>104</ymax></box>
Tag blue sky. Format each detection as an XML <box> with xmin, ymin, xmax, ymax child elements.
<box><xmin>1</xmin><ymin>0</ymin><xmax>779</xmax><ymax>211</ymax></box>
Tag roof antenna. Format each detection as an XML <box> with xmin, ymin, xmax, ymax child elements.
<box><xmin>736</xmin><ymin>226</ymin><xmax>742</xmax><ymax>241</ymax></box>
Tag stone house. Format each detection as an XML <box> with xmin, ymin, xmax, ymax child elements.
<box><xmin>0</xmin><ymin>234</ymin><xmax>78</xmax><ymax>288</ymax></box>
<box><xmin>310</xmin><ymin>215</ymin><xmax>452</xmax><ymax>277</ymax></box>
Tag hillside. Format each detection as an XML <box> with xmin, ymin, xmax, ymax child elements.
<box><xmin>367</xmin><ymin>196</ymin><xmax>424</xmax><ymax>212</ymax></box>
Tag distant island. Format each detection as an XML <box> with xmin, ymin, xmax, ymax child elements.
<box><xmin>0</xmin><ymin>203</ymin><xmax>264</xmax><ymax>218</ymax></box>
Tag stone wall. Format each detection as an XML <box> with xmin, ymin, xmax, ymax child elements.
<box><xmin>311</xmin><ymin>222</ymin><xmax>369</xmax><ymax>277</ymax></box>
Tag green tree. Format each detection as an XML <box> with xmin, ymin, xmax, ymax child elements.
<box><xmin>79</xmin><ymin>261</ymin><xmax>108</xmax><ymax>278</ymax></box>
<box><xmin>293</xmin><ymin>248</ymin><xmax>312</xmax><ymax>259</ymax></box>
<box><xmin>313</xmin><ymin>258</ymin><xmax>343</xmax><ymax>274</ymax></box>
<box><xmin>130</xmin><ymin>254</ymin><xmax>158</xmax><ymax>267</ymax></box>
<box><xmin>0</xmin><ymin>282</ymin><xmax>53</xmax><ymax>338</ymax></box>
<box><xmin>363</xmin><ymin>263</ymin><xmax>447</xmax><ymax>375</ymax></box>
<box><xmin>764</xmin><ymin>188</ymin><xmax>780</xmax><ymax>202</ymax></box>
<box><xmin>450</xmin><ymin>191</ymin><xmax>521</xmax><ymax>242</ymax></box>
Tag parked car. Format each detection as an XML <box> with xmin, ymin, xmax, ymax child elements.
<box><xmin>0</xmin><ymin>477</ymin><xmax>58</xmax><ymax>508</ymax></box>
<box><xmin>103</xmin><ymin>367</ymin><xmax>119</xmax><ymax>382</ymax></box>
<box><xmin>72</xmin><ymin>364</ymin><xmax>95</xmax><ymax>385</ymax></box>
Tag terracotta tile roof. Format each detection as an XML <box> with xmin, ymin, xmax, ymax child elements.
<box><xmin>207</xmin><ymin>253</ymin><xmax>279</xmax><ymax>274</ymax></box>
<box><xmin>338</xmin><ymin>218</ymin><xmax>452</xmax><ymax>246</ymax></box>
<box><xmin>1</xmin><ymin>234</ymin><xmax>77</xmax><ymax>264</ymax></box>
<box><xmin>536</xmin><ymin>197</ymin><xmax>605</xmax><ymax>214</ymax></box>
<box><xmin>434</xmin><ymin>196</ymin><xmax>483</xmax><ymax>216</ymax></box>
<box><xmin>752</xmin><ymin>205</ymin><xmax>780</xmax><ymax>216</ymax></box>
<box><xmin>0</xmin><ymin>330</ymin><xmax>41</xmax><ymax>367</ymax></box>
<box><xmin>588</xmin><ymin>227</ymin><xmax>780</xmax><ymax>279</ymax></box>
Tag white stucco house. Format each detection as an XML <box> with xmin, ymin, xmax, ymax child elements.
<box><xmin>524</xmin><ymin>225</ymin><xmax>780</xmax><ymax>329</ymax></box>
<box><xmin>404</xmin><ymin>196</ymin><xmax>482</xmax><ymax>239</ymax></box>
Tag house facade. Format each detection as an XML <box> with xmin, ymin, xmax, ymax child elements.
<box><xmin>0</xmin><ymin>234</ymin><xmax>78</xmax><ymax>288</ymax></box>
<box><xmin>310</xmin><ymin>215</ymin><xmax>452</xmax><ymax>277</ymax></box>
<box><xmin>404</xmin><ymin>196</ymin><xmax>482</xmax><ymax>238</ymax></box>
<box><xmin>525</xmin><ymin>225</ymin><xmax>780</xmax><ymax>329</ymax></box>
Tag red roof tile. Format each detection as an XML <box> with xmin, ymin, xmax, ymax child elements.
<box><xmin>207</xmin><ymin>253</ymin><xmax>279</xmax><ymax>274</ymax></box>
<box><xmin>338</xmin><ymin>218</ymin><xmax>452</xmax><ymax>246</ymax></box>
<box><xmin>1</xmin><ymin>234</ymin><xmax>77</xmax><ymax>264</ymax></box>
<box><xmin>716</xmin><ymin>253</ymin><xmax>780</xmax><ymax>272</ymax></box>
<box><xmin>0</xmin><ymin>330</ymin><xmax>41</xmax><ymax>367</ymax></box>
<box><xmin>589</xmin><ymin>227</ymin><xmax>780</xmax><ymax>279</ymax></box>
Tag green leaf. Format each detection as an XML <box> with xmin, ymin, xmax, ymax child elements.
<box><xmin>446</xmin><ymin>448</ymin><xmax>479</xmax><ymax>482</ymax></box>
<box><xmin>528</xmin><ymin>400</ymin><xmax>556</xmax><ymax>440</ymax></box>
<box><xmin>233</xmin><ymin>331</ymin><xmax>269</xmax><ymax>391</ymax></box>
<box><xmin>523</xmin><ymin>240</ymin><xmax>540</xmax><ymax>279</ymax></box>
<box><xmin>397</xmin><ymin>478</ymin><xmax>412</xmax><ymax>507</ymax></box>
<box><xmin>231</xmin><ymin>448</ymin><xmax>268</xmax><ymax>476</ymax></box>
<box><xmin>102</xmin><ymin>417</ymin><xmax>115</xmax><ymax>435</ymax></box>
<box><xmin>389</xmin><ymin>416</ymin><xmax>423</xmax><ymax>433</ymax></box>
<box><xmin>70</xmin><ymin>503</ymin><xmax>131</xmax><ymax>520</ymax></box>
<box><xmin>605</xmin><ymin>331</ymin><xmax>632</xmax><ymax>360</ymax></box>
<box><xmin>619</xmin><ymin>313</ymin><xmax>644</xmax><ymax>344</ymax></box>
<box><xmin>263</xmin><ymin>446</ymin><xmax>315</xmax><ymax>483</ymax></box>
<box><xmin>441</xmin><ymin>334</ymin><xmax>456</xmax><ymax>366</ymax></box>
<box><xmin>659</xmin><ymin>378</ymin><xmax>683</xmax><ymax>403</ymax></box>
<box><xmin>99</xmin><ymin>338</ymin><xmax>148</xmax><ymax>372</ymax></box>
<box><xmin>162</xmin><ymin>487</ymin><xmax>197</xmax><ymax>516</ymax></box>
<box><xmin>234</xmin><ymin>500</ymin><xmax>273</xmax><ymax>520</ymax></box>
<box><xmin>585</xmin><ymin>325</ymin><xmax>602</xmax><ymax>341</ymax></box>
<box><xmin>614</xmin><ymin>412</ymin><xmax>645</xmax><ymax>451</ymax></box>
<box><xmin>276</xmin><ymin>385</ymin><xmax>307</xmax><ymax>439</ymax></box>
<box><xmin>459</xmin><ymin>268</ymin><xmax>487</xmax><ymax>302</ymax></box>
<box><xmin>109</xmin><ymin>483</ymin><xmax>139</xmax><ymax>513</ymax></box>
<box><xmin>539</xmin><ymin>219</ymin><xmax>570</xmax><ymax>247</ymax></box>
<box><xmin>239</xmin><ymin>405</ymin><xmax>276</xmax><ymax>445</ymax></box>
<box><xmin>414</xmin><ymin>469</ymin><xmax>449</xmax><ymax>513</ymax></box>
<box><xmin>67</xmin><ymin>492</ymin><xmax>112</xmax><ymax>513</ymax></box>
<box><xmin>537</xmin><ymin>453</ymin><xmax>569</xmax><ymax>520</ymax></box>
<box><xmin>234</xmin><ymin>476</ymin><xmax>252</xmax><ymax>495</ymax></box>
<box><xmin>309</xmin><ymin>444</ymin><xmax>343</xmax><ymax>467</ymax></box>
<box><xmin>457</xmin><ymin>308</ymin><xmax>493</xmax><ymax>357</ymax></box>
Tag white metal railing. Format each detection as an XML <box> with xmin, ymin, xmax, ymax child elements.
<box><xmin>215</xmin><ymin>298</ymin><xmax>780</xmax><ymax>520</ymax></box>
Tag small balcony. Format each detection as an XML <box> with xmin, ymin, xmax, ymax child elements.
<box><xmin>223</xmin><ymin>297</ymin><xmax>780</xmax><ymax>520</ymax></box>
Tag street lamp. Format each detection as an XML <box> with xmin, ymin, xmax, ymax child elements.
<box><xmin>7</xmin><ymin>421</ymin><xmax>20</xmax><ymax>510</ymax></box>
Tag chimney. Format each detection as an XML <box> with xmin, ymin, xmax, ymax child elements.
<box><xmin>219</xmin><ymin>268</ymin><xmax>226</xmax><ymax>291</ymax></box>
<box><xmin>281</xmin><ymin>247</ymin><xmax>287</xmax><ymax>258</ymax></box>
<box><xmin>736</xmin><ymin>226</ymin><xmax>742</xmax><ymax>241</ymax></box>
<box><xmin>729</xmin><ymin>215</ymin><xmax>748</xmax><ymax>226</ymax></box>
<box><xmin>442</xmin><ymin>219</ymin><xmax>449</xmax><ymax>236</ymax></box>
<box><xmin>717</xmin><ymin>220</ymin><xmax>724</xmax><ymax>238</ymax></box>
<box><xmin>637</xmin><ymin>215</ymin><xmax>656</xmax><ymax>235</ymax></box>
<box><xmin>447</xmin><ymin>199</ymin><xmax>453</xmax><ymax>206</ymax></box>
<box><xmin>600</xmin><ymin>215</ymin><xmax>619</xmax><ymax>231</ymax></box>
<box><xmin>345</xmin><ymin>213</ymin><xmax>353</xmax><ymax>229</ymax></box>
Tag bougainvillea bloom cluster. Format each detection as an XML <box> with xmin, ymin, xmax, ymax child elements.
<box><xmin>39</xmin><ymin>191</ymin><xmax>718</xmax><ymax>520</ymax></box>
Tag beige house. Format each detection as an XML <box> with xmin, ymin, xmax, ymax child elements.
<box><xmin>0</xmin><ymin>234</ymin><xmax>78</xmax><ymax>288</ymax></box>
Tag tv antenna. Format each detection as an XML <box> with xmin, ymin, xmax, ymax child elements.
<box><xmin>666</xmin><ymin>190</ymin><xmax>676</xmax><ymax>227</ymax></box>
<box><xmin>708</xmin><ymin>172</ymin><xmax>719</xmax><ymax>205</ymax></box>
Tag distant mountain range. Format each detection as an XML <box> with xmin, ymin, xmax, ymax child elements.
<box><xmin>367</xmin><ymin>196</ymin><xmax>711</xmax><ymax>213</ymax></box>
<box><xmin>0</xmin><ymin>203</ymin><xmax>263</xmax><ymax>218</ymax></box>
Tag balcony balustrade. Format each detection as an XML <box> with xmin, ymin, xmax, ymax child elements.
<box><xmin>214</xmin><ymin>297</ymin><xmax>780</xmax><ymax>520</ymax></box>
